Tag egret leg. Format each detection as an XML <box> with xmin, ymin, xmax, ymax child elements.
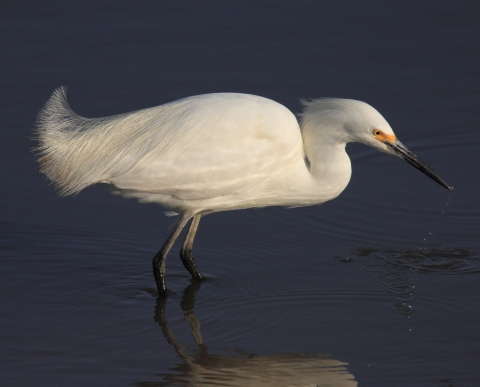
<box><xmin>153</xmin><ymin>215</ymin><xmax>190</xmax><ymax>295</ymax></box>
<box><xmin>180</xmin><ymin>215</ymin><xmax>204</xmax><ymax>281</ymax></box>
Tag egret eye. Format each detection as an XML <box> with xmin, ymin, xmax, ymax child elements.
<box><xmin>373</xmin><ymin>129</ymin><xmax>382</xmax><ymax>136</ymax></box>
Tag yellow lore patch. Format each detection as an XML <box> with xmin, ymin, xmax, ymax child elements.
<box><xmin>373</xmin><ymin>129</ymin><xmax>396</xmax><ymax>143</ymax></box>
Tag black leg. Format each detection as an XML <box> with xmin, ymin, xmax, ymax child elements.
<box><xmin>152</xmin><ymin>215</ymin><xmax>190</xmax><ymax>295</ymax></box>
<box><xmin>180</xmin><ymin>214</ymin><xmax>204</xmax><ymax>281</ymax></box>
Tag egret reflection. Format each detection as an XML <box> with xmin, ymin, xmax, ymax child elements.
<box><xmin>136</xmin><ymin>282</ymin><xmax>358</xmax><ymax>386</ymax></box>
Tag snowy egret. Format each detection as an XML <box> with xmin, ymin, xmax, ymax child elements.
<box><xmin>36</xmin><ymin>88</ymin><xmax>452</xmax><ymax>294</ymax></box>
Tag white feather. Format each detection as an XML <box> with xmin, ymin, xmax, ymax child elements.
<box><xmin>35</xmin><ymin>89</ymin><xmax>395</xmax><ymax>214</ymax></box>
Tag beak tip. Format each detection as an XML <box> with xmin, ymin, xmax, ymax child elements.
<box><xmin>387</xmin><ymin>142</ymin><xmax>454</xmax><ymax>193</ymax></box>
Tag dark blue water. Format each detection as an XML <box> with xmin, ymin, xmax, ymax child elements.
<box><xmin>1</xmin><ymin>1</ymin><xmax>479</xmax><ymax>386</ymax></box>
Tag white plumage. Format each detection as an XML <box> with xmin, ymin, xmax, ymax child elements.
<box><xmin>35</xmin><ymin>87</ymin><xmax>451</xmax><ymax>294</ymax></box>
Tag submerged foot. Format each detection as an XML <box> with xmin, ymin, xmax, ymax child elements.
<box><xmin>180</xmin><ymin>249</ymin><xmax>204</xmax><ymax>281</ymax></box>
<box><xmin>152</xmin><ymin>257</ymin><xmax>167</xmax><ymax>295</ymax></box>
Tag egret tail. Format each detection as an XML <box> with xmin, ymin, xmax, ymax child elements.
<box><xmin>35</xmin><ymin>87</ymin><xmax>187</xmax><ymax>195</ymax></box>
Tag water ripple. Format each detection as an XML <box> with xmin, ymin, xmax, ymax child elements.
<box><xmin>355</xmin><ymin>247</ymin><xmax>480</xmax><ymax>276</ymax></box>
<box><xmin>354</xmin><ymin>247</ymin><xmax>480</xmax><ymax>316</ymax></box>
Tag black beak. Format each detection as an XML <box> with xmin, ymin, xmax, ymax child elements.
<box><xmin>384</xmin><ymin>140</ymin><xmax>453</xmax><ymax>191</ymax></box>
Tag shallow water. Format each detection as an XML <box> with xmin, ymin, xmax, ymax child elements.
<box><xmin>1</xmin><ymin>1</ymin><xmax>479</xmax><ymax>386</ymax></box>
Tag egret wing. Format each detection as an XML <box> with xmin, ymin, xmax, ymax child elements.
<box><xmin>111</xmin><ymin>94</ymin><xmax>303</xmax><ymax>201</ymax></box>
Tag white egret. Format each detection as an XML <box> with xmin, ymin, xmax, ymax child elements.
<box><xmin>35</xmin><ymin>88</ymin><xmax>452</xmax><ymax>294</ymax></box>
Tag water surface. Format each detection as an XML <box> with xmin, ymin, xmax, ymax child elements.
<box><xmin>1</xmin><ymin>1</ymin><xmax>479</xmax><ymax>386</ymax></box>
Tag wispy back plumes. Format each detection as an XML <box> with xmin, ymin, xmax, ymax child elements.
<box><xmin>34</xmin><ymin>87</ymin><xmax>199</xmax><ymax>195</ymax></box>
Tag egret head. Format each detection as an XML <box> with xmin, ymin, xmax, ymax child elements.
<box><xmin>358</xmin><ymin>102</ymin><xmax>452</xmax><ymax>191</ymax></box>
<box><xmin>301</xmin><ymin>98</ymin><xmax>452</xmax><ymax>190</ymax></box>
